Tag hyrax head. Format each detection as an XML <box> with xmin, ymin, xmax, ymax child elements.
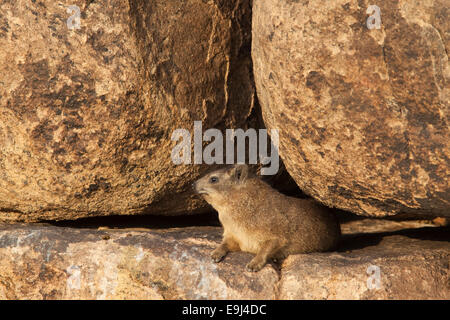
<box><xmin>193</xmin><ymin>164</ymin><xmax>250</xmax><ymax>196</ymax></box>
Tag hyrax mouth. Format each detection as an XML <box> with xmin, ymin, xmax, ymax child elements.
<box><xmin>192</xmin><ymin>182</ymin><xmax>207</xmax><ymax>195</ymax></box>
<box><xmin>196</xmin><ymin>189</ymin><xmax>208</xmax><ymax>194</ymax></box>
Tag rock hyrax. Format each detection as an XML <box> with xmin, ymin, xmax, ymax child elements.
<box><xmin>193</xmin><ymin>164</ymin><xmax>341</xmax><ymax>272</ymax></box>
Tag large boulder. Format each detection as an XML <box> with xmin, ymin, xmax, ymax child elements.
<box><xmin>252</xmin><ymin>0</ymin><xmax>449</xmax><ymax>217</ymax></box>
<box><xmin>0</xmin><ymin>220</ymin><xmax>448</xmax><ymax>299</ymax></box>
<box><xmin>0</xmin><ymin>0</ymin><xmax>254</xmax><ymax>221</ymax></box>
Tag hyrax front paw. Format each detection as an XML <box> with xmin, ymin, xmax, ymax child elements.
<box><xmin>246</xmin><ymin>257</ymin><xmax>266</xmax><ymax>272</ymax></box>
<box><xmin>211</xmin><ymin>248</ymin><xmax>227</xmax><ymax>263</ymax></box>
<box><xmin>271</xmin><ymin>251</ymin><xmax>287</xmax><ymax>263</ymax></box>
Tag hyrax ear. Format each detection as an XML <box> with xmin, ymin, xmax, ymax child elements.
<box><xmin>229</xmin><ymin>164</ymin><xmax>249</xmax><ymax>183</ymax></box>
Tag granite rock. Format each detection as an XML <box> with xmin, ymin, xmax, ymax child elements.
<box><xmin>0</xmin><ymin>219</ymin><xmax>447</xmax><ymax>299</ymax></box>
<box><xmin>252</xmin><ymin>0</ymin><xmax>449</xmax><ymax>217</ymax></box>
<box><xmin>0</xmin><ymin>0</ymin><xmax>254</xmax><ymax>221</ymax></box>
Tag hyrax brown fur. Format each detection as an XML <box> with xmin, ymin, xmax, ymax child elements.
<box><xmin>193</xmin><ymin>164</ymin><xmax>341</xmax><ymax>272</ymax></box>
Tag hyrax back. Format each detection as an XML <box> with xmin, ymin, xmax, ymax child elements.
<box><xmin>193</xmin><ymin>164</ymin><xmax>341</xmax><ymax>272</ymax></box>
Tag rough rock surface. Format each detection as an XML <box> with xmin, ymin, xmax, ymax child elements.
<box><xmin>252</xmin><ymin>0</ymin><xmax>449</xmax><ymax>217</ymax></box>
<box><xmin>0</xmin><ymin>220</ymin><xmax>448</xmax><ymax>299</ymax></box>
<box><xmin>0</xmin><ymin>0</ymin><xmax>254</xmax><ymax>222</ymax></box>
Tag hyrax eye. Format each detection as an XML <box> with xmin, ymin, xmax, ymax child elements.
<box><xmin>209</xmin><ymin>176</ymin><xmax>219</xmax><ymax>183</ymax></box>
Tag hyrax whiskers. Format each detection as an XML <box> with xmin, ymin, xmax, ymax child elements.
<box><xmin>193</xmin><ymin>164</ymin><xmax>341</xmax><ymax>272</ymax></box>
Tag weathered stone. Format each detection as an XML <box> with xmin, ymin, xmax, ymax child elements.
<box><xmin>0</xmin><ymin>0</ymin><xmax>255</xmax><ymax>221</ymax></box>
<box><xmin>281</xmin><ymin>219</ymin><xmax>450</xmax><ymax>299</ymax></box>
<box><xmin>0</xmin><ymin>219</ymin><xmax>448</xmax><ymax>299</ymax></box>
<box><xmin>0</xmin><ymin>224</ymin><xmax>278</xmax><ymax>299</ymax></box>
<box><xmin>252</xmin><ymin>0</ymin><xmax>449</xmax><ymax>217</ymax></box>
